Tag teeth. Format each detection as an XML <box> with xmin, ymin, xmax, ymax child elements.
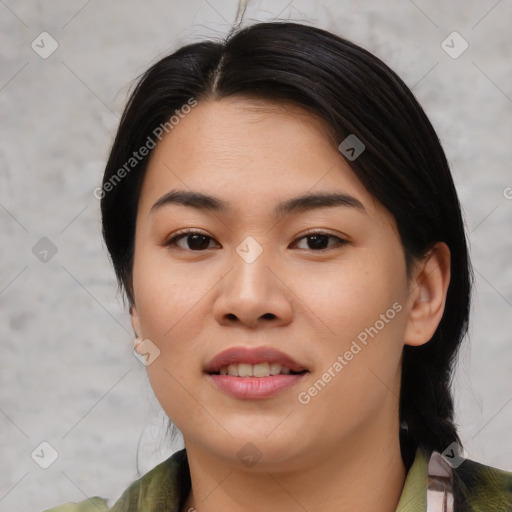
<box><xmin>217</xmin><ymin>362</ymin><xmax>297</xmax><ymax>377</ymax></box>
<box><xmin>253</xmin><ymin>362</ymin><xmax>270</xmax><ymax>377</ymax></box>
<box><xmin>238</xmin><ymin>363</ymin><xmax>253</xmax><ymax>377</ymax></box>
<box><xmin>269</xmin><ymin>363</ymin><xmax>281</xmax><ymax>375</ymax></box>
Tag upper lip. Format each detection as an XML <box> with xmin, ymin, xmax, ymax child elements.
<box><xmin>204</xmin><ymin>346</ymin><xmax>308</xmax><ymax>374</ymax></box>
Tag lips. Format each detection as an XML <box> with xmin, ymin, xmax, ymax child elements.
<box><xmin>204</xmin><ymin>346</ymin><xmax>308</xmax><ymax>375</ymax></box>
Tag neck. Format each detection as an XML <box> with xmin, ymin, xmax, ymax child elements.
<box><xmin>181</xmin><ymin>423</ymin><xmax>407</xmax><ymax>512</ymax></box>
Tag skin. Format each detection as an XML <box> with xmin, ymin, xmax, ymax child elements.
<box><xmin>130</xmin><ymin>96</ymin><xmax>451</xmax><ymax>512</ymax></box>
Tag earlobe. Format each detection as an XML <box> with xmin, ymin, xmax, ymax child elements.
<box><xmin>130</xmin><ymin>304</ymin><xmax>142</xmax><ymax>339</ymax></box>
<box><xmin>404</xmin><ymin>242</ymin><xmax>451</xmax><ymax>347</ymax></box>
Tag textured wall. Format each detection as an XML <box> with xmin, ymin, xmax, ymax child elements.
<box><xmin>1</xmin><ymin>1</ymin><xmax>511</xmax><ymax>510</ymax></box>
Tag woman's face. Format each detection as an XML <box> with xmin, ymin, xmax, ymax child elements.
<box><xmin>131</xmin><ymin>97</ymin><xmax>417</xmax><ymax>469</ymax></box>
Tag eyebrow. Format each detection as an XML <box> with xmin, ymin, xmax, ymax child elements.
<box><xmin>150</xmin><ymin>189</ymin><xmax>366</xmax><ymax>217</ymax></box>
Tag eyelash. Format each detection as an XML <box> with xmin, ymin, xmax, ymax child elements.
<box><xmin>163</xmin><ymin>228</ymin><xmax>348</xmax><ymax>252</ymax></box>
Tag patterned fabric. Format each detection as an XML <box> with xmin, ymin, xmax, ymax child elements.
<box><xmin>44</xmin><ymin>447</ymin><xmax>512</xmax><ymax>511</ymax></box>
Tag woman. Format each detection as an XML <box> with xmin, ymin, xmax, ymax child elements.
<box><xmin>46</xmin><ymin>21</ymin><xmax>512</xmax><ymax>512</ymax></box>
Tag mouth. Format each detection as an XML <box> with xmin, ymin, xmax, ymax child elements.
<box><xmin>204</xmin><ymin>345</ymin><xmax>309</xmax><ymax>377</ymax></box>
<box><xmin>203</xmin><ymin>346</ymin><xmax>309</xmax><ymax>398</ymax></box>
<box><xmin>211</xmin><ymin>362</ymin><xmax>308</xmax><ymax>377</ymax></box>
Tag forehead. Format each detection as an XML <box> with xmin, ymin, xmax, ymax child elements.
<box><xmin>138</xmin><ymin>96</ymin><xmax>378</xmax><ymax>218</ymax></box>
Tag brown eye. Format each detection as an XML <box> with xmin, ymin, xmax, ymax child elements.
<box><xmin>293</xmin><ymin>232</ymin><xmax>347</xmax><ymax>251</ymax></box>
<box><xmin>163</xmin><ymin>230</ymin><xmax>346</xmax><ymax>252</ymax></box>
<box><xmin>165</xmin><ymin>230</ymin><xmax>219</xmax><ymax>251</ymax></box>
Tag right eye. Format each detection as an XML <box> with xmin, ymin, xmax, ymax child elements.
<box><xmin>163</xmin><ymin>229</ymin><xmax>220</xmax><ymax>251</ymax></box>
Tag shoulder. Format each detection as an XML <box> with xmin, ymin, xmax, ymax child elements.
<box><xmin>43</xmin><ymin>496</ymin><xmax>110</xmax><ymax>512</ymax></box>
<box><xmin>452</xmin><ymin>456</ymin><xmax>512</xmax><ymax>510</ymax></box>
<box><xmin>43</xmin><ymin>449</ymin><xmax>190</xmax><ymax>512</ymax></box>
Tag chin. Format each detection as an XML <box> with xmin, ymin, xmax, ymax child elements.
<box><xmin>214</xmin><ymin>431</ymin><xmax>307</xmax><ymax>465</ymax></box>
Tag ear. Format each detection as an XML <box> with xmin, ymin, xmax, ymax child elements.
<box><xmin>130</xmin><ymin>303</ymin><xmax>142</xmax><ymax>339</ymax></box>
<box><xmin>404</xmin><ymin>242</ymin><xmax>451</xmax><ymax>347</ymax></box>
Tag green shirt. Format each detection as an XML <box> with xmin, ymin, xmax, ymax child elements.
<box><xmin>44</xmin><ymin>447</ymin><xmax>512</xmax><ymax>511</ymax></box>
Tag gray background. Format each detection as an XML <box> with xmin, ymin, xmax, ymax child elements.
<box><xmin>1</xmin><ymin>1</ymin><xmax>511</xmax><ymax>510</ymax></box>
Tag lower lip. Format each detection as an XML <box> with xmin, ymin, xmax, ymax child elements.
<box><xmin>206</xmin><ymin>373</ymin><xmax>307</xmax><ymax>399</ymax></box>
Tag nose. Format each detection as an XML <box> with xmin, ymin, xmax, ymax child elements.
<box><xmin>212</xmin><ymin>241</ymin><xmax>293</xmax><ymax>329</ymax></box>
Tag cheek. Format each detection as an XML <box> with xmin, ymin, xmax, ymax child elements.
<box><xmin>132</xmin><ymin>255</ymin><xmax>209</xmax><ymax>422</ymax></box>
<box><xmin>132</xmin><ymin>243</ymin><xmax>209</xmax><ymax>339</ymax></box>
<box><xmin>295</xmin><ymin>256</ymin><xmax>408</xmax><ymax>430</ymax></box>
<box><xmin>304</xmin><ymin>253</ymin><xmax>407</xmax><ymax>341</ymax></box>
<box><xmin>299</xmin><ymin>248</ymin><xmax>409</xmax><ymax>412</ymax></box>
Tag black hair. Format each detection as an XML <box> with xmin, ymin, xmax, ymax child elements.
<box><xmin>100</xmin><ymin>21</ymin><xmax>472</xmax><ymax>470</ymax></box>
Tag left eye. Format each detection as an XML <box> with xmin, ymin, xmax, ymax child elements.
<box><xmin>292</xmin><ymin>232</ymin><xmax>347</xmax><ymax>251</ymax></box>
<box><xmin>164</xmin><ymin>230</ymin><xmax>346</xmax><ymax>252</ymax></box>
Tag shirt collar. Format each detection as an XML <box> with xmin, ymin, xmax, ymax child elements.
<box><xmin>396</xmin><ymin>446</ymin><xmax>429</xmax><ymax>511</ymax></box>
<box><xmin>156</xmin><ymin>446</ymin><xmax>452</xmax><ymax>512</ymax></box>
<box><xmin>396</xmin><ymin>447</ymin><xmax>456</xmax><ymax>512</ymax></box>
